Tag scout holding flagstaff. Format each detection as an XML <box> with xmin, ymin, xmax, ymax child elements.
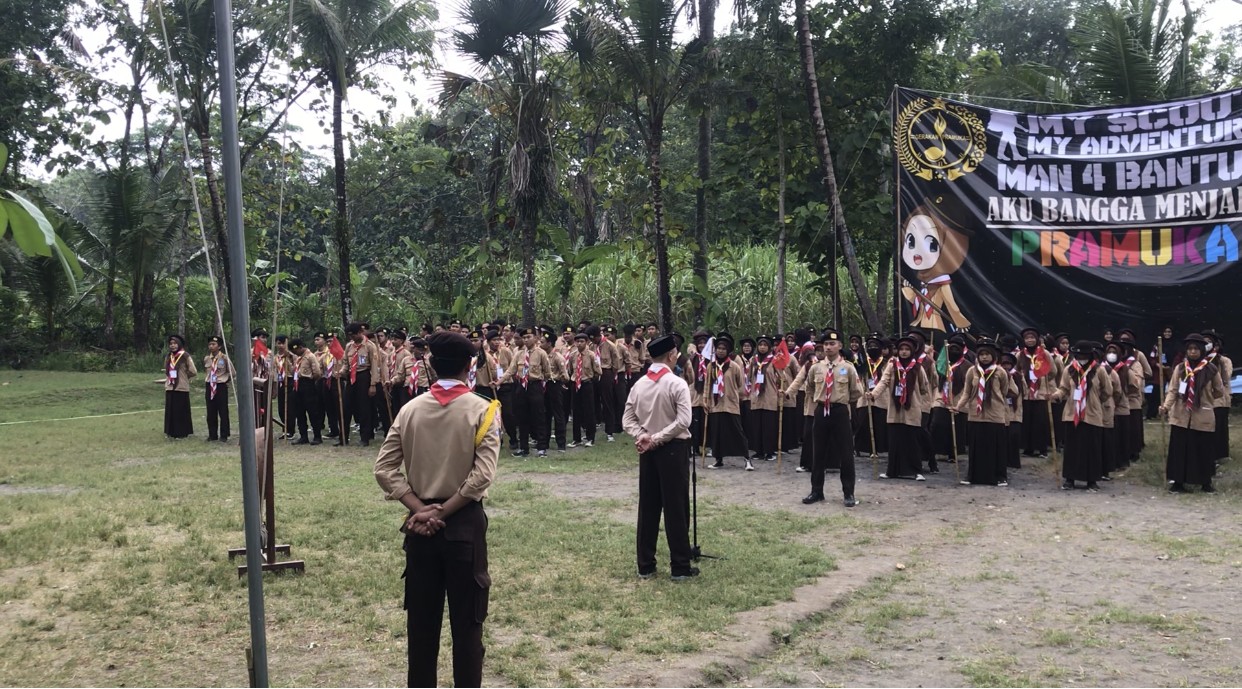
<box><xmin>202</xmin><ymin>335</ymin><xmax>235</xmax><ymax>442</ymax></box>
<box><xmin>866</xmin><ymin>335</ymin><xmax>930</xmax><ymax>482</ymax></box>
<box><xmin>953</xmin><ymin>338</ymin><xmax>1018</xmax><ymax>487</ymax></box>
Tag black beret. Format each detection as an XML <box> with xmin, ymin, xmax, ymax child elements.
<box><xmin>822</xmin><ymin>328</ymin><xmax>842</xmax><ymax>342</ymax></box>
<box><xmin>586</xmin><ymin>325</ymin><xmax>602</xmax><ymax>337</ymax></box>
<box><xmin>207</xmin><ymin>335</ymin><xmax>223</xmax><ymax>345</ymax></box>
<box><xmin>1071</xmin><ymin>340</ymin><xmax>1096</xmax><ymax>356</ymax></box>
<box><xmin>623</xmin><ymin>323</ymin><xmax>637</xmax><ymax>336</ymax></box>
<box><xmin>975</xmin><ymin>337</ymin><xmax>999</xmax><ymax>355</ymax></box>
<box><xmin>391</xmin><ymin>330</ymin><xmax>407</xmax><ymax>340</ymax></box>
<box><xmin>485</xmin><ymin>329</ymin><xmax>502</xmax><ymax>341</ymax></box>
<box><xmin>274</xmin><ymin>334</ymin><xmax>288</xmax><ymax>343</ymax></box>
<box><xmin>427</xmin><ymin>332</ymin><xmax>474</xmax><ymax>361</ymax></box>
<box><xmin>313</xmin><ymin>331</ymin><xmax>328</xmax><ymax>340</ymax></box>
<box><xmin>168</xmin><ymin>334</ymin><xmax>186</xmax><ymax>347</ymax></box>
<box><xmin>999</xmin><ymin>352</ymin><xmax>1018</xmax><ymax>366</ymax></box>
<box><xmin>518</xmin><ymin>326</ymin><xmax>536</xmax><ymax>337</ymax></box>
<box><xmin>692</xmin><ymin>329</ymin><xmax>711</xmax><ymax>343</ymax></box>
<box><xmin>574</xmin><ymin>331</ymin><xmax>589</xmax><ymax>341</ymax></box>
<box><xmin>251</xmin><ymin>328</ymin><xmax>268</xmax><ymax>338</ymax></box>
<box><xmin>1183</xmin><ymin>332</ymin><xmax>1207</xmax><ymax>347</ymax></box>
<box><xmin>1020</xmin><ymin>327</ymin><xmax>1040</xmax><ymax>338</ymax></box>
<box><xmin>410</xmin><ymin>337</ymin><xmax>427</xmax><ymax>348</ymax></box>
<box><xmin>647</xmin><ymin>335</ymin><xmax>677</xmax><ymax>358</ymax></box>
<box><xmin>469</xmin><ymin>329</ymin><xmax>482</xmax><ymax>339</ymax></box>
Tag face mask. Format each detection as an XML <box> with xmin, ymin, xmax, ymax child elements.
<box><xmin>866</xmin><ymin>347</ymin><xmax>881</xmax><ymax>357</ymax></box>
<box><xmin>1105</xmin><ymin>353</ymin><xmax>1118</xmax><ymax>364</ymax></box>
<box><xmin>1076</xmin><ymin>357</ymin><xmax>1090</xmax><ymax>366</ymax></box>
<box><xmin>1205</xmin><ymin>342</ymin><xmax>1214</xmax><ymax>352</ymax></box>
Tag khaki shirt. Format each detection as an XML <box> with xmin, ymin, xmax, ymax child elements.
<box><xmin>395</xmin><ymin>352</ymin><xmax>435</xmax><ymax>390</ymax></box>
<box><xmin>955</xmin><ymin>365</ymin><xmax>1019</xmax><ymax>424</ymax></box>
<box><xmin>545</xmin><ymin>347</ymin><xmax>568</xmax><ymax>383</ymax></box>
<box><xmin>202</xmin><ymin>352</ymin><xmax>235</xmax><ymax>386</ymax></box>
<box><xmin>1207</xmin><ymin>354</ymin><xmax>1233</xmax><ymax>407</ymax></box>
<box><xmin>683</xmin><ymin>352</ymin><xmax>710</xmax><ymax>408</ymax></box>
<box><xmin>345</xmin><ymin>339</ymin><xmax>385</xmax><ymax>384</ymax></box>
<box><xmin>932</xmin><ymin>357</ymin><xmax>969</xmax><ymax>410</ymax></box>
<box><xmin>597</xmin><ymin>339</ymin><xmax>621</xmax><ymax>371</ymax></box>
<box><xmin>795</xmin><ymin>356</ymin><xmax>864</xmax><ymax>413</ymax></box>
<box><xmin>619</xmin><ymin>340</ymin><xmax>643</xmax><ymax>374</ymax></box>
<box><xmin>499</xmin><ymin>345</ymin><xmax>555</xmax><ymax>384</ymax></box>
<box><xmin>375</xmin><ymin>383</ymin><xmax>500</xmax><ymax>502</ymax></box>
<box><xmin>1162</xmin><ymin>360</ymin><xmax>1225</xmax><ymax>431</ymax></box>
<box><xmin>622</xmin><ymin>364</ymin><xmax>693</xmax><ymax>445</ymax></box>
<box><xmin>1004</xmin><ymin>370</ymin><xmax>1023</xmax><ymax>423</ymax></box>
<box><xmin>856</xmin><ymin>356</ymin><xmax>889</xmax><ymax>411</ymax></box>
<box><xmin>164</xmin><ymin>351</ymin><xmax>198</xmax><ymax>392</ymax></box>
<box><xmin>494</xmin><ymin>346</ymin><xmax>514</xmax><ymax>382</ymax></box>
<box><xmin>317</xmin><ymin>347</ymin><xmax>343</xmax><ymax>381</ymax></box>
<box><xmin>566</xmin><ymin>348</ymin><xmax>601</xmax><ymax>388</ymax></box>
<box><xmin>704</xmin><ymin>360</ymin><xmax>746</xmax><ymax>416</ymax></box>
<box><xmin>1054</xmin><ymin>363</ymin><xmax>1114</xmax><ymax>427</ymax></box>
<box><xmin>292</xmin><ymin>351</ymin><xmax>323</xmax><ymax>385</ymax></box>
<box><xmin>870</xmin><ymin>359</ymin><xmax>930</xmax><ymax>427</ymax></box>
<box><xmin>272</xmin><ymin>351</ymin><xmax>294</xmax><ymax>385</ymax></box>
<box><xmin>750</xmin><ymin>356</ymin><xmax>782</xmax><ymax>412</ymax></box>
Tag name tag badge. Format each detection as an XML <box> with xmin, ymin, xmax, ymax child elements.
<box><xmin>1178</xmin><ymin>381</ymin><xmax>1188</xmax><ymax>394</ymax></box>
<box><xmin>839</xmin><ymin>367</ymin><xmax>849</xmax><ymax>377</ymax></box>
<box><xmin>894</xmin><ymin>383</ymin><xmax>904</xmax><ymax>397</ymax></box>
<box><xmin>1028</xmin><ymin>369</ymin><xmax>1037</xmax><ymax>381</ymax></box>
<box><xmin>209</xmin><ymin>373</ymin><xmax>217</xmax><ymax>383</ymax></box>
<box><xmin>497</xmin><ymin>366</ymin><xmax>504</xmax><ymax>378</ymax></box>
<box><xmin>169</xmin><ymin>369</ymin><xmax>178</xmax><ymax>380</ymax></box>
<box><xmin>1073</xmin><ymin>388</ymin><xmax>1083</xmax><ymax>401</ymax></box>
<box><xmin>756</xmin><ymin>371</ymin><xmax>765</xmax><ymax>384</ymax></box>
<box><xmin>867</xmin><ymin>379</ymin><xmax>876</xmax><ymax>390</ymax></box>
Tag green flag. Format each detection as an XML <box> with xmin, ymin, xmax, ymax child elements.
<box><xmin>935</xmin><ymin>343</ymin><xmax>948</xmax><ymax>377</ymax></box>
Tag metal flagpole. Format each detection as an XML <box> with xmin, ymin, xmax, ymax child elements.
<box><xmin>213</xmin><ymin>0</ymin><xmax>269</xmax><ymax>683</ymax></box>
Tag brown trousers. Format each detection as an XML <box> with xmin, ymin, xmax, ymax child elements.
<box><xmin>405</xmin><ymin>501</ymin><xmax>490</xmax><ymax>688</ymax></box>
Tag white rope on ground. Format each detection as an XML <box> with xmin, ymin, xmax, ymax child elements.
<box><xmin>0</xmin><ymin>409</ymin><xmax>162</xmax><ymax>426</ymax></box>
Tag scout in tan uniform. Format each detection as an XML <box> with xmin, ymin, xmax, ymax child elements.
<box><xmin>315</xmin><ymin>331</ymin><xmax>343</xmax><ymax>440</ymax></box>
<box><xmin>202</xmin><ymin>335</ymin><xmax>235</xmax><ymax>442</ymax></box>
<box><xmin>623</xmin><ymin>334</ymin><xmax>697</xmax><ymax>580</ymax></box>
<box><xmin>853</xmin><ymin>334</ymin><xmax>889</xmax><ymax>456</ymax></box>
<box><xmin>786</xmin><ymin>338</ymin><xmax>820</xmax><ymax>472</ymax></box>
<box><xmin>541</xmin><ymin>330</ymin><xmax>570</xmax><ymax>451</ymax></box>
<box><xmin>929</xmin><ymin>333</ymin><xmax>970</xmax><ymax>468</ymax></box>
<box><xmin>469</xmin><ymin>330</ymin><xmax>498</xmax><ymax>400</ymax></box>
<box><xmin>793</xmin><ymin>329</ymin><xmax>863</xmax><ymax>506</ymax></box>
<box><xmin>490</xmin><ymin>329</ymin><xmax>520</xmax><ymax>449</ymax></box>
<box><xmin>780</xmin><ymin>338</ymin><xmax>803</xmax><ymax>455</ymax></box>
<box><xmin>345</xmin><ymin>322</ymin><xmax>385</xmax><ymax>446</ymax></box>
<box><xmin>998</xmin><ymin>351</ymin><xmax>1023</xmax><ymax>470</ymax></box>
<box><xmin>393</xmin><ymin>337</ymin><xmax>434</xmax><ymax>407</ymax></box>
<box><xmin>567</xmin><ymin>331</ymin><xmax>601</xmax><ymax>447</ymax></box>
<box><xmin>1116</xmin><ymin>328</ymin><xmax>1149</xmax><ymax>455</ymax></box>
<box><xmin>250</xmin><ymin>328</ymin><xmax>272</xmax><ymax>427</ymax></box>
<box><xmin>162</xmin><ymin>334</ymin><xmax>198</xmax><ymax>438</ymax></box>
<box><xmin>1101</xmin><ymin>341</ymin><xmax>1139</xmax><ymax>477</ymax></box>
<box><xmin>386</xmin><ymin>330</ymin><xmax>412</xmax><ymax>412</ymax></box>
<box><xmin>704</xmin><ymin>334</ymin><xmax>753</xmax><ymax>471</ymax></box>
<box><xmin>953</xmin><ymin>339</ymin><xmax>1018</xmax><ymax>486</ymax></box>
<box><xmin>1159</xmin><ymin>333</ymin><xmax>1226</xmax><ymax>493</ymax></box>
<box><xmin>288</xmin><ymin>338</ymin><xmax>324</xmax><ymax>445</ymax></box>
<box><xmin>1050</xmin><ymin>341</ymin><xmax>1115</xmax><ymax>491</ymax></box>
<box><xmin>373</xmin><ymin>331</ymin><xmax>501</xmax><ymax>688</ymax></box>
<box><xmin>499</xmin><ymin>327</ymin><xmax>555</xmax><ymax>457</ymax></box>
<box><xmin>683</xmin><ymin>330</ymin><xmax>712</xmax><ymax>455</ymax></box>
<box><xmin>273</xmin><ymin>335</ymin><xmax>294</xmax><ymax>436</ymax></box>
<box><xmin>595</xmin><ymin>325</ymin><xmax>623</xmax><ymax>440</ymax></box>
<box><xmin>866</xmin><ymin>336</ymin><xmax>930</xmax><ymax>481</ymax></box>
<box><xmin>747</xmin><ymin>335</ymin><xmax>781</xmax><ymax>460</ymax></box>
<box><xmin>1016</xmin><ymin>328</ymin><xmax>1056</xmax><ymax>458</ymax></box>
<box><xmin>1201</xmin><ymin>329</ymin><xmax>1232</xmax><ymax>463</ymax></box>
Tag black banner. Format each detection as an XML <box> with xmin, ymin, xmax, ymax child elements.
<box><xmin>893</xmin><ymin>87</ymin><xmax>1242</xmax><ymax>349</ymax></box>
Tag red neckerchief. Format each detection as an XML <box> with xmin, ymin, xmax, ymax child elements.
<box><xmin>429</xmin><ymin>383</ymin><xmax>472</xmax><ymax>406</ymax></box>
<box><xmin>975</xmin><ymin>363</ymin><xmax>997</xmax><ymax>413</ymax></box>
<box><xmin>520</xmin><ymin>348</ymin><xmax>531</xmax><ymax>389</ymax></box>
<box><xmin>821</xmin><ymin>359</ymin><xmax>837</xmax><ymax>412</ymax></box>
<box><xmin>892</xmin><ymin>357</ymin><xmax>918</xmax><ymax>406</ymax></box>
<box><xmin>757</xmin><ymin>353</ymin><xmax>775</xmax><ymax>394</ymax></box>
<box><xmin>349</xmin><ymin>342</ymin><xmax>360</xmax><ymax>384</ymax></box>
<box><xmin>467</xmin><ymin>356</ymin><xmax>477</xmax><ymax>390</ymax></box>
<box><xmin>943</xmin><ymin>356</ymin><xmax>964</xmax><ymax>405</ymax></box>
<box><xmin>646</xmin><ymin>366</ymin><xmax>671</xmax><ymax>382</ymax></box>
<box><xmin>1070</xmin><ymin>359</ymin><xmax>1091</xmax><ymax>425</ymax></box>
<box><xmin>407</xmin><ymin>357</ymin><xmax>421</xmax><ymax>394</ymax></box>
<box><xmin>1183</xmin><ymin>358</ymin><xmax>1210</xmax><ymax>410</ymax></box>
<box><xmin>167</xmin><ymin>351</ymin><xmax>184</xmax><ymax>385</ymax></box>
<box><xmin>322</xmin><ymin>350</ymin><xmax>335</xmax><ymax>388</ymax></box>
<box><xmin>712</xmin><ymin>360</ymin><xmax>728</xmax><ymax>403</ymax></box>
<box><xmin>575</xmin><ymin>350</ymin><xmax>585</xmax><ymax>390</ymax></box>
<box><xmin>207</xmin><ymin>354</ymin><xmax>220</xmax><ymax>399</ymax></box>
<box><xmin>293</xmin><ymin>355</ymin><xmax>302</xmax><ymax>391</ymax></box>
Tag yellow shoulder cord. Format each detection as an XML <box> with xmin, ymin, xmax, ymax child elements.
<box><xmin>475</xmin><ymin>399</ymin><xmax>501</xmax><ymax>447</ymax></box>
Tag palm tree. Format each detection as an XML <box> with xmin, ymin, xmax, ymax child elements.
<box><xmin>441</xmin><ymin>0</ymin><xmax>567</xmax><ymax>326</ymax></box>
<box><xmin>792</xmin><ymin>0</ymin><xmax>880</xmax><ymax>332</ymax></box>
<box><xmin>292</xmin><ymin>0</ymin><xmax>434</xmax><ymax>328</ymax></box>
<box><xmin>691</xmin><ymin>0</ymin><xmax>718</xmax><ymax>325</ymax></box>
<box><xmin>584</xmin><ymin>0</ymin><xmax>705</xmax><ymax>334</ymax></box>
<box><xmin>1072</xmin><ymin>0</ymin><xmax>1198</xmax><ymax>104</ymax></box>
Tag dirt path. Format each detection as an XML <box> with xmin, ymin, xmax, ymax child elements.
<box><xmin>519</xmin><ymin>453</ymin><xmax>1242</xmax><ymax>687</ymax></box>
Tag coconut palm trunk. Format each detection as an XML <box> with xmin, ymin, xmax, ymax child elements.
<box><xmin>794</xmin><ymin>0</ymin><xmax>880</xmax><ymax>332</ymax></box>
<box><xmin>332</xmin><ymin>84</ymin><xmax>353</xmax><ymax>327</ymax></box>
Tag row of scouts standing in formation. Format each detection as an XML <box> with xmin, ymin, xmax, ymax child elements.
<box><xmin>161</xmin><ymin>319</ymin><xmax>1232</xmax><ymax>497</ymax></box>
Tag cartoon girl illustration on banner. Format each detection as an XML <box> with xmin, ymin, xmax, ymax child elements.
<box><xmin>901</xmin><ymin>196</ymin><xmax>973</xmax><ymax>332</ymax></box>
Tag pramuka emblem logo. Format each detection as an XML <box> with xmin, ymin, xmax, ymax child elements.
<box><xmin>897</xmin><ymin>96</ymin><xmax>987</xmax><ymax>181</ymax></box>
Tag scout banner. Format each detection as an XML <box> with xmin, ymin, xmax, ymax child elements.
<box><xmin>893</xmin><ymin>86</ymin><xmax>1242</xmax><ymax>346</ymax></box>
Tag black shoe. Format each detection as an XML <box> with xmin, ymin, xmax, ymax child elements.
<box><xmin>802</xmin><ymin>492</ymin><xmax>825</xmax><ymax>504</ymax></box>
<box><xmin>291</xmin><ymin>437</ymin><xmax>310</xmax><ymax>446</ymax></box>
<box><xmin>638</xmin><ymin>570</ymin><xmax>656</xmax><ymax>580</ymax></box>
<box><xmin>325</xmin><ymin>431</ymin><xmax>339</xmax><ymax>439</ymax></box>
<box><xmin>1061</xmin><ymin>480</ymin><xmax>1074</xmax><ymax>490</ymax></box>
<box><xmin>310</xmin><ymin>437</ymin><xmax>322</xmax><ymax>446</ymax></box>
<box><xmin>929</xmin><ymin>467</ymin><xmax>940</xmax><ymax>474</ymax></box>
<box><xmin>844</xmin><ymin>495</ymin><xmax>858</xmax><ymax>508</ymax></box>
<box><xmin>206</xmin><ymin>437</ymin><xmax>218</xmax><ymax>442</ymax></box>
<box><xmin>671</xmin><ymin>567</ymin><xmax>700</xmax><ymax>581</ymax></box>
<box><xmin>1099</xmin><ymin>475</ymin><xmax>1112</xmax><ymax>481</ymax></box>
<box><xmin>333</xmin><ymin>440</ymin><xmax>345</xmax><ymax>447</ymax></box>
<box><xmin>361</xmin><ymin>439</ymin><xmax>370</xmax><ymax>447</ymax></box>
<box><xmin>1168</xmin><ymin>482</ymin><xmax>1185</xmax><ymax>493</ymax></box>
<box><xmin>1086</xmin><ymin>482</ymin><xmax>1100</xmax><ymax>492</ymax></box>
<box><xmin>1202</xmin><ymin>484</ymin><xmax>1217</xmax><ymax>493</ymax></box>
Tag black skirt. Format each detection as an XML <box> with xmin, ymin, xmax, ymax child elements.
<box><xmin>966</xmin><ymin>421</ymin><xmax>1008</xmax><ymax>485</ymax></box>
<box><xmin>929</xmin><ymin>407</ymin><xmax>965</xmax><ymax>457</ymax></box>
<box><xmin>165</xmin><ymin>390</ymin><xmax>193</xmax><ymax>438</ymax></box>
<box><xmin>1213</xmin><ymin>407</ymin><xmax>1230</xmax><ymax>460</ymax></box>
<box><xmin>1167</xmin><ymin>424</ymin><xmax>1216</xmax><ymax>486</ymax></box>
<box><xmin>854</xmin><ymin>406</ymin><xmax>888</xmax><ymax>454</ymax></box>
<box><xmin>1021</xmin><ymin>398</ymin><xmax>1051</xmax><ymax>454</ymax></box>
<box><xmin>709</xmin><ymin>412</ymin><xmax>751</xmax><ymax>460</ymax></box>
<box><xmin>782</xmin><ymin>397</ymin><xmax>803</xmax><ymax>451</ymax></box>
<box><xmin>691</xmin><ymin>406</ymin><xmax>706</xmax><ymax>452</ymax></box>
<box><xmin>1127</xmin><ymin>410</ymin><xmax>1144</xmax><ymax>461</ymax></box>
<box><xmin>1111</xmin><ymin>415</ymin><xmax>1132</xmax><ymax>471</ymax></box>
<box><xmin>747</xmin><ymin>408</ymin><xmax>779</xmax><ymax>456</ymax></box>
<box><xmin>1007</xmin><ymin>422</ymin><xmax>1022</xmax><ymax>468</ymax></box>
<box><xmin>1062</xmin><ymin>422</ymin><xmax>1103</xmax><ymax>482</ymax></box>
<box><xmin>885</xmin><ymin>423</ymin><xmax>923</xmax><ymax>477</ymax></box>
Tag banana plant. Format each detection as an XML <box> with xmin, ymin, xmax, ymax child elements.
<box><xmin>0</xmin><ymin>144</ymin><xmax>81</xmax><ymax>286</ymax></box>
<box><xmin>546</xmin><ymin>224</ymin><xmax>618</xmax><ymax>321</ymax></box>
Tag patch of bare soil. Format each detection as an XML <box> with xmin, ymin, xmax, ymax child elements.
<box><xmin>521</xmin><ymin>453</ymin><xmax>1242</xmax><ymax>687</ymax></box>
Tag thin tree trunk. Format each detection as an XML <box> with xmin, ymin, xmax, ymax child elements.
<box><xmin>692</xmin><ymin>0</ymin><xmax>717</xmax><ymax>323</ymax></box>
<box><xmin>521</xmin><ymin>210</ymin><xmax>536</xmax><ymax>325</ymax></box>
<box><xmin>177</xmin><ymin>214</ymin><xmax>188</xmax><ymax>336</ymax></box>
<box><xmin>483</xmin><ymin>132</ymin><xmax>504</xmax><ymax>249</ymax></box>
<box><xmin>649</xmin><ymin>126</ymin><xmax>674</xmax><ymax>334</ymax></box>
<box><xmin>794</xmin><ymin>0</ymin><xmax>880</xmax><ymax>332</ymax></box>
<box><xmin>332</xmin><ymin>85</ymin><xmax>353</xmax><ymax>329</ymax></box>
<box><xmin>776</xmin><ymin>108</ymin><xmax>787</xmax><ymax>334</ymax></box>
<box><xmin>875</xmin><ymin>249</ymin><xmax>891</xmax><ymax>332</ymax></box>
<box><xmin>195</xmin><ymin>127</ymin><xmax>233</xmax><ymax>309</ymax></box>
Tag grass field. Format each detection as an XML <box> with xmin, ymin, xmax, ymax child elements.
<box><xmin>0</xmin><ymin>371</ymin><xmax>843</xmax><ymax>687</ymax></box>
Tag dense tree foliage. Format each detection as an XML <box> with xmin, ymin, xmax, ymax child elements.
<box><xmin>0</xmin><ymin>0</ymin><xmax>1236</xmax><ymax>368</ymax></box>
